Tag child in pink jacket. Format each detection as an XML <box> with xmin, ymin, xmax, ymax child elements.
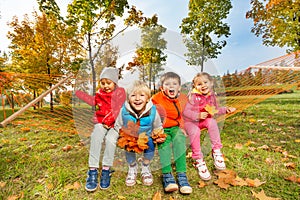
<box><xmin>183</xmin><ymin>72</ymin><xmax>235</xmax><ymax>181</ymax></box>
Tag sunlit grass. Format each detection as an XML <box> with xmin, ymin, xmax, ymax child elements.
<box><xmin>0</xmin><ymin>91</ymin><xmax>299</xmax><ymax>199</ymax></box>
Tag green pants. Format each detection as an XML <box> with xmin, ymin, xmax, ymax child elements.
<box><xmin>158</xmin><ymin>126</ymin><xmax>187</xmax><ymax>173</ymax></box>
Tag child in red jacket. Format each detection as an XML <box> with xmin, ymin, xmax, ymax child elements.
<box><xmin>76</xmin><ymin>67</ymin><xmax>126</xmax><ymax>191</ymax></box>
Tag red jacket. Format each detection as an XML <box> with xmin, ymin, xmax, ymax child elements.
<box><xmin>151</xmin><ymin>91</ymin><xmax>187</xmax><ymax>129</ymax></box>
<box><xmin>75</xmin><ymin>87</ymin><xmax>126</xmax><ymax>127</ymax></box>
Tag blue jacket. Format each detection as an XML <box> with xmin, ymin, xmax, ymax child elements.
<box><xmin>121</xmin><ymin>104</ymin><xmax>157</xmax><ymax>136</ymax></box>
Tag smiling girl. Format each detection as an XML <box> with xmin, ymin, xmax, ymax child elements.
<box><xmin>183</xmin><ymin>72</ymin><xmax>236</xmax><ymax>181</ymax></box>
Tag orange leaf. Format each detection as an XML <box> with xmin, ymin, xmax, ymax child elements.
<box><xmin>232</xmin><ymin>176</ymin><xmax>248</xmax><ymax>186</ymax></box>
<box><xmin>284</xmin><ymin>162</ymin><xmax>296</xmax><ymax>169</ymax></box>
<box><xmin>246</xmin><ymin>178</ymin><xmax>265</xmax><ymax>187</ymax></box>
<box><xmin>137</xmin><ymin>132</ymin><xmax>149</xmax><ymax>151</ymax></box>
<box><xmin>62</xmin><ymin>145</ymin><xmax>72</xmax><ymax>151</ymax></box>
<box><xmin>64</xmin><ymin>182</ymin><xmax>81</xmax><ymax>190</ymax></box>
<box><xmin>151</xmin><ymin>129</ymin><xmax>167</xmax><ymax>143</ymax></box>
<box><xmin>19</xmin><ymin>137</ymin><xmax>27</xmax><ymax>141</ymax></box>
<box><xmin>198</xmin><ymin>180</ymin><xmax>207</xmax><ymax>188</ymax></box>
<box><xmin>284</xmin><ymin>175</ymin><xmax>300</xmax><ymax>184</ymax></box>
<box><xmin>152</xmin><ymin>191</ymin><xmax>161</xmax><ymax>200</ymax></box>
<box><xmin>214</xmin><ymin>178</ymin><xmax>230</xmax><ymax>189</ymax></box>
<box><xmin>0</xmin><ymin>181</ymin><xmax>6</xmax><ymax>188</ymax></box>
<box><xmin>251</xmin><ymin>190</ymin><xmax>280</xmax><ymax>200</ymax></box>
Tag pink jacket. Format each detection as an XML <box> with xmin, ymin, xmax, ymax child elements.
<box><xmin>75</xmin><ymin>87</ymin><xmax>126</xmax><ymax>127</ymax></box>
<box><xmin>183</xmin><ymin>92</ymin><xmax>227</xmax><ymax>122</ymax></box>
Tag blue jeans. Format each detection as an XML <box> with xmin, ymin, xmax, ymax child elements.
<box><xmin>125</xmin><ymin>137</ymin><xmax>155</xmax><ymax>164</ymax></box>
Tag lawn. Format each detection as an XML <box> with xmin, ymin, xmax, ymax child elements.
<box><xmin>0</xmin><ymin>91</ymin><xmax>299</xmax><ymax>200</ymax></box>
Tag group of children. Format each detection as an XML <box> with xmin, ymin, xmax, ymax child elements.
<box><xmin>75</xmin><ymin>67</ymin><xmax>236</xmax><ymax>194</ymax></box>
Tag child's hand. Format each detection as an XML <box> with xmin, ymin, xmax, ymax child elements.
<box><xmin>198</xmin><ymin>112</ymin><xmax>208</xmax><ymax>120</ymax></box>
<box><xmin>181</xmin><ymin>128</ymin><xmax>188</xmax><ymax>136</ymax></box>
<box><xmin>103</xmin><ymin>124</ymin><xmax>110</xmax><ymax>129</ymax></box>
<box><xmin>226</xmin><ymin>107</ymin><xmax>236</xmax><ymax>114</ymax></box>
<box><xmin>155</xmin><ymin>137</ymin><xmax>166</xmax><ymax>143</ymax></box>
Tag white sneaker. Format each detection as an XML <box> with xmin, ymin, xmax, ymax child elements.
<box><xmin>141</xmin><ymin>163</ymin><xmax>153</xmax><ymax>186</ymax></box>
<box><xmin>193</xmin><ymin>159</ymin><xmax>211</xmax><ymax>180</ymax></box>
<box><xmin>212</xmin><ymin>149</ymin><xmax>226</xmax><ymax>170</ymax></box>
<box><xmin>125</xmin><ymin>164</ymin><xmax>138</xmax><ymax>186</ymax></box>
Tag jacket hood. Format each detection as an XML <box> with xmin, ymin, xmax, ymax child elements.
<box><xmin>124</xmin><ymin>100</ymin><xmax>154</xmax><ymax>119</ymax></box>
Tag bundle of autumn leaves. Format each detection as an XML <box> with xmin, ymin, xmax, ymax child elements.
<box><xmin>117</xmin><ymin>121</ymin><xmax>167</xmax><ymax>153</ymax></box>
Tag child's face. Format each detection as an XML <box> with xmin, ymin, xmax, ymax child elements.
<box><xmin>100</xmin><ymin>78</ymin><xmax>115</xmax><ymax>93</ymax></box>
<box><xmin>128</xmin><ymin>90</ymin><xmax>149</xmax><ymax>114</ymax></box>
<box><xmin>194</xmin><ymin>76</ymin><xmax>213</xmax><ymax>95</ymax></box>
<box><xmin>161</xmin><ymin>78</ymin><xmax>181</xmax><ymax>98</ymax></box>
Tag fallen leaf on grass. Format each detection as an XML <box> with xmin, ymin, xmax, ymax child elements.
<box><xmin>0</xmin><ymin>181</ymin><xmax>6</xmax><ymax>188</ymax></box>
<box><xmin>284</xmin><ymin>162</ymin><xmax>296</xmax><ymax>169</ymax></box>
<box><xmin>232</xmin><ymin>176</ymin><xmax>248</xmax><ymax>186</ymax></box>
<box><xmin>214</xmin><ymin>179</ymin><xmax>231</xmax><ymax>189</ymax></box>
<box><xmin>62</xmin><ymin>145</ymin><xmax>72</xmax><ymax>151</ymax></box>
<box><xmin>234</xmin><ymin>143</ymin><xmax>243</xmax><ymax>149</ymax></box>
<box><xmin>64</xmin><ymin>182</ymin><xmax>81</xmax><ymax>190</ymax></box>
<box><xmin>118</xmin><ymin>196</ymin><xmax>126</xmax><ymax>200</ymax></box>
<box><xmin>248</xmin><ymin>147</ymin><xmax>257</xmax><ymax>151</ymax></box>
<box><xmin>49</xmin><ymin>143</ymin><xmax>58</xmax><ymax>149</ymax></box>
<box><xmin>284</xmin><ymin>175</ymin><xmax>300</xmax><ymax>184</ymax></box>
<box><xmin>257</xmin><ymin>145</ymin><xmax>270</xmax><ymax>150</ymax></box>
<box><xmin>265</xmin><ymin>158</ymin><xmax>273</xmax><ymax>165</ymax></box>
<box><xmin>214</xmin><ymin>169</ymin><xmax>237</xmax><ymax>189</ymax></box>
<box><xmin>20</xmin><ymin>127</ymin><xmax>30</xmax><ymax>132</ymax></box>
<box><xmin>152</xmin><ymin>191</ymin><xmax>161</xmax><ymax>200</ymax></box>
<box><xmin>198</xmin><ymin>180</ymin><xmax>207</xmax><ymax>188</ymax></box>
<box><xmin>7</xmin><ymin>192</ymin><xmax>24</xmax><ymax>200</ymax></box>
<box><xmin>295</xmin><ymin>139</ymin><xmax>300</xmax><ymax>143</ymax></box>
<box><xmin>252</xmin><ymin>190</ymin><xmax>280</xmax><ymax>200</ymax></box>
<box><xmin>19</xmin><ymin>137</ymin><xmax>27</xmax><ymax>141</ymax></box>
<box><xmin>246</xmin><ymin>178</ymin><xmax>266</xmax><ymax>187</ymax></box>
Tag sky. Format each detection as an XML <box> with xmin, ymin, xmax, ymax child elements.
<box><xmin>0</xmin><ymin>0</ymin><xmax>287</xmax><ymax>78</ymax></box>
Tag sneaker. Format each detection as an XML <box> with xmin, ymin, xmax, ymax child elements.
<box><xmin>99</xmin><ymin>169</ymin><xmax>113</xmax><ymax>189</ymax></box>
<box><xmin>162</xmin><ymin>173</ymin><xmax>178</xmax><ymax>192</ymax></box>
<box><xmin>177</xmin><ymin>172</ymin><xmax>192</xmax><ymax>194</ymax></box>
<box><xmin>212</xmin><ymin>149</ymin><xmax>226</xmax><ymax>170</ymax></box>
<box><xmin>125</xmin><ymin>163</ymin><xmax>138</xmax><ymax>186</ymax></box>
<box><xmin>141</xmin><ymin>163</ymin><xmax>153</xmax><ymax>186</ymax></box>
<box><xmin>85</xmin><ymin>169</ymin><xmax>98</xmax><ymax>192</ymax></box>
<box><xmin>193</xmin><ymin>159</ymin><xmax>211</xmax><ymax>180</ymax></box>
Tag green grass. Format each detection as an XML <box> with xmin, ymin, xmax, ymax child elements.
<box><xmin>0</xmin><ymin>91</ymin><xmax>299</xmax><ymax>200</ymax></box>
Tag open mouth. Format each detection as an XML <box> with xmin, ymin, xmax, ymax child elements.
<box><xmin>169</xmin><ymin>89</ymin><xmax>175</xmax><ymax>95</ymax></box>
<box><xmin>134</xmin><ymin>102</ymin><xmax>143</xmax><ymax>106</ymax></box>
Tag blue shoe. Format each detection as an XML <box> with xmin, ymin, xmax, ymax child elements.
<box><xmin>100</xmin><ymin>169</ymin><xmax>113</xmax><ymax>189</ymax></box>
<box><xmin>85</xmin><ymin>169</ymin><xmax>98</xmax><ymax>192</ymax></box>
<box><xmin>177</xmin><ymin>172</ymin><xmax>192</xmax><ymax>194</ymax></box>
<box><xmin>162</xmin><ymin>173</ymin><xmax>178</xmax><ymax>192</ymax></box>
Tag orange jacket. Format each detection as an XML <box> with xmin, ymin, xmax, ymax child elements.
<box><xmin>151</xmin><ymin>91</ymin><xmax>187</xmax><ymax>129</ymax></box>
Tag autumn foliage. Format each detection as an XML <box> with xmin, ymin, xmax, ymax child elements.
<box><xmin>117</xmin><ymin>121</ymin><xmax>167</xmax><ymax>153</ymax></box>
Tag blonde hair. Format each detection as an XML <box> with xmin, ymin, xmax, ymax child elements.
<box><xmin>126</xmin><ymin>80</ymin><xmax>151</xmax><ymax>99</ymax></box>
<box><xmin>192</xmin><ymin>72</ymin><xmax>214</xmax><ymax>88</ymax></box>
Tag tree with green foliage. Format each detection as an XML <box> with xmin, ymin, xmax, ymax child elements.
<box><xmin>38</xmin><ymin>0</ymin><xmax>155</xmax><ymax>95</ymax></box>
<box><xmin>180</xmin><ymin>0</ymin><xmax>232</xmax><ymax>72</ymax></box>
<box><xmin>246</xmin><ymin>0</ymin><xmax>300</xmax><ymax>52</ymax></box>
<box><xmin>128</xmin><ymin>17</ymin><xmax>167</xmax><ymax>90</ymax></box>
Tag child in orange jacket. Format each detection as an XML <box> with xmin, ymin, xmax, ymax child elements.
<box><xmin>152</xmin><ymin>72</ymin><xmax>192</xmax><ymax>195</ymax></box>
